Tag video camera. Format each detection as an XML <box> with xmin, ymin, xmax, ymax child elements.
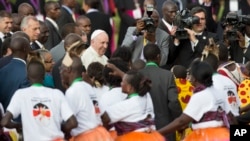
<box><xmin>174</xmin><ymin>9</ymin><xmax>200</xmax><ymax>39</ymax></box>
<box><xmin>141</xmin><ymin>4</ymin><xmax>156</xmax><ymax>33</ymax></box>
<box><xmin>225</xmin><ymin>12</ymin><xmax>250</xmax><ymax>41</ymax></box>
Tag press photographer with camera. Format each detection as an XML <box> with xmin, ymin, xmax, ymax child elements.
<box><xmin>121</xmin><ymin>5</ymin><xmax>170</xmax><ymax>67</ymax></box>
<box><xmin>167</xmin><ymin>6</ymin><xmax>218</xmax><ymax>68</ymax></box>
<box><xmin>222</xmin><ymin>12</ymin><xmax>250</xmax><ymax>64</ymax></box>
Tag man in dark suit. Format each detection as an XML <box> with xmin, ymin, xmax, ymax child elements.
<box><xmin>122</xmin><ymin>9</ymin><xmax>170</xmax><ymax>67</ymax></box>
<box><xmin>83</xmin><ymin>0</ymin><xmax>113</xmax><ymax>58</ymax></box>
<box><xmin>0</xmin><ymin>37</ymin><xmax>31</xmax><ymax>110</ymax></box>
<box><xmin>52</xmin><ymin>33</ymin><xmax>82</xmax><ymax>93</ymax></box>
<box><xmin>0</xmin><ymin>11</ymin><xmax>12</xmax><ymax>58</ymax></box>
<box><xmin>56</xmin><ymin>0</ymin><xmax>76</xmax><ymax>32</ymax></box>
<box><xmin>0</xmin><ymin>31</ymin><xmax>30</xmax><ymax>69</ymax></box>
<box><xmin>159</xmin><ymin>1</ymin><xmax>178</xmax><ymax>36</ymax></box>
<box><xmin>168</xmin><ymin>6</ymin><xmax>217</xmax><ymax>68</ymax></box>
<box><xmin>140</xmin><ymin>43</ymin><xmax>182</xmax><ymax>141</ymax></box>
<box><xmin>44</xmin><ymin>1</ymin><xmax>62</xmax><ymax>50</ymax></box>
<box><xmin>21</xmin><ymin>16</ymin><xmax>41</xmax><ymax>50</ymax></box>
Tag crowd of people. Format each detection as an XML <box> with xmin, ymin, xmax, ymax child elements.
<box><xmin>0</xmin><ymin>0</ymin><xmax>250</xmax><ymax>141</ymax></box>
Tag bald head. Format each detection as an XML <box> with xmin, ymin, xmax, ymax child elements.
<box><xmin>64</xmin><ymin>33</ymin><xmax>83</xmax><ymax>50</ymax></box>
<box><xmin>162</xmin><ymin>1</ymin><xmax>178</xmax><ymax>23</ymax></box>
<box><xmin>18</xmin><ymin>3</ymin><xmax>35</xmax><ymax>17</ymax></box>
<box><xmin>12</xmin><ymin>31</ymin><xmax>30</xmax><ymax>42</ymax></box>
<box><xmin>10</xmin><ymin>37</ymin><xmax>30</xmax><ymax>59</ymax></box>
<box><xmin>27</xmin><ymin>58</ymin><xmax>45</xmax><ymax>83</ymax></box>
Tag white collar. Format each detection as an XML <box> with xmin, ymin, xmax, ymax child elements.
<box><xmin>13</xmin><ymin>57</ymin><xmax>26</xmax><ymax>65</ymax></box>
<box><xmin>86</xmin><ymin>8</ymin><xmax>98</xmax><ymax>14</ymax></box>
<box><xmin>45</xmin><ymin>17</ymin><xmax>59</xmax><ymax>30</ymax></box>
<box><xmin>161</xmin><ymin>18</ymin><xmax>173</xmax><ymax>31</ymax></box>
<box><xmin>195</xmin><ymin>32</ymin><xmax>203</xmax><ymax>36</ymax></box>
<box><xmin>0</xmin><ymin>32</ymin><xmax>4</xmax><ymax>41</ymax></box>
<box><xmin>35</xmin><ymin>40</ymin><xmax>44</xmax><ymax>49</ymax></box>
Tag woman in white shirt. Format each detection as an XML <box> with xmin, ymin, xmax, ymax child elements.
<box><xmin>101</xmin><ymin>70</ymin><xmax>165</xmax><ymax>141</ymax></box>
<box><xmin>158</xmin><ymin>60</ymin><xmax>230</xmax><ymax>141</ymax></box>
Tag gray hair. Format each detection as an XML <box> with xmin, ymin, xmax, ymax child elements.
<box><xmin>20</xmin><ymin>16</ymin><xmax>38</xmax><ymax>29</ymax></box>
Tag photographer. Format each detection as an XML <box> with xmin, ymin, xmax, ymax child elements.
<box><xmin>167</xmin><ymin>6</ymin><xmax>218</xmax><ymax>68</ymax></box>
<box><xmin>121</xmin><ymin>9</ymin><xmax>170</xmax><ymax>67</ymax></box>
<box><xmin>223</xmin><ymin>13</ymin><xmax>250</xmax><ymax>64</ymax></box>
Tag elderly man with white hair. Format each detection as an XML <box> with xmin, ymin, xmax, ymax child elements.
<box><xmin>80</xmin><ymin>29</ymin><xmax>109</xmax><ymax>69</ymax></box>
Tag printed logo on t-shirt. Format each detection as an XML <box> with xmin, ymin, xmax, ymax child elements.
<box><xmin>32</xmin><ymin>98</ymin><xmax>51</xmax><ymax>126</ymax></box>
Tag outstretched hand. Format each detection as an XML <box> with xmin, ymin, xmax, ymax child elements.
<box><xmin>106</xmin><ymin>63</ymin><xmax>125</xmax><ymax>78</ymax></box>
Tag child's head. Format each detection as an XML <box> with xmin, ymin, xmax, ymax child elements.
<box><xmin>171</xmin><ymin>65</ymin><xmax>187</xmax><ymax>79</ymax></box>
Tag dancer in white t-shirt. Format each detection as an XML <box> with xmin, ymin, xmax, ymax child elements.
<box><xmin>1</xmin><ymin>58</ymin><xmax>77</xmax><ymax>141</ymax></box>
<box><xmin>158</xmin><ymin>61</ymin><xmax>230</xmax><ymax>141</ymax></box>
<box><xmin>101</xmin><ymin>70</ymin><xmax>165</xmax><ymax>141</ymax></box>
<box><xmin>60</xmin><ymin>53</ymin><xmax>112</xmax><ymax>141</ymax></box>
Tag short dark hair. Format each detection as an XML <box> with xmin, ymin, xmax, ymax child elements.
<box><xmin>61</xmin><ymin>23</ymin><xmax>78</xmax><ymax>39</ymax></box>
<box><xmin>103</xmin><ymin>58</ymin><xmax>129</xmax><ymax>87</ymax></box>
<box><xmin>126</xmin><ymin>70</ymin><xmax>151</xmax><ymax>96</ymax></box>
<box><xmin>143</xmin><ymin>43</ymin><xmax>160</xmax><ymax>61</ymax></box>
<box><xmin>190</xmin><ymin>6</ymin><xmax>207</xmax><ymax>18</ymax></box>
<box><xmin>190</xmin><ymin>60</ymin><xmax>213</xmax><ymax>87</ymax></box>
<box><xmin>84</xmin><ymin>0</ymin><xmax>100</xmax><ymax>9</ymax></box>
<box><xmin>0</xmin><ymin>10</ymin><xmax>11</xmax><ymax>19</ymax></box>
<box><xmin>27</xmin><ymin>58</ymin><xmax>46</xmax><ymax>82</ymax></box>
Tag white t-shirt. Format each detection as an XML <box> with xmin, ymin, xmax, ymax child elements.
<box><xmin>184</xmin><ymin>87</ymin><xmax>231</xmax><ymax>130</ymax></box>
<box><xmin>99</xmin><ymin>87</ymin><xmax>127</xmax><ymax>115</ymax></box>
<box><xmin>106</xmin><ymin>93</ymin><xmax>154</xmax><ymax>125</ymax></box>
<box><xmin>7</xmin><ymin>86</ymin><xmax>74</xmax><ymax>141</ymax></box>
<box><xmin>213</xmin><ymin>73</ymin><xmax>241</xmax><ymax>116</ymax></box>
<box><xmin>65</xmin><ymin>81</ymin><xmax>99</xmax><ymax>136</ymax></box>
<box><xmin>80</xmin><ymin>46</ymin><xmax>108</xmax><ymax>69</ymax></box>
<box><xmin>93</xmin><ymin>85</ymin><xmax>110</xmax><ymax>102</ymax></box>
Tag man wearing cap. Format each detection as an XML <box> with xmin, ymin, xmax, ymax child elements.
<box><xmin>80</xmin><ymin>29</ymin><xmax>109</xmax><ymax>69</ymax></box>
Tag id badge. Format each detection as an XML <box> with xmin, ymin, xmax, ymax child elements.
<box><xmin>133</xmin><ymin>8</ymin><xmax>142</xmax><ymax>19</ymax></box>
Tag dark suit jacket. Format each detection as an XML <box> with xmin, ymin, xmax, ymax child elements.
<box><xmin>158</xmin><ymin>20</ymin><xmax>171</xmax><ymax>35</ymax></box>
<box><xmin>0</xmin><ymin>58</ymin><xmax>30</xmax><ymax>110</ymax></box>
<box><xmin>86</xmin><ymin>11</ymin><xmax>113</xmax><ymax>58</ymax></box>
<box><xmin>52</xmin><ymin>57</ymin><xmax>65</xmax><ymax>93</ymax></box>
<box><xmin>140</xmin><ymin>65</ymin><xmax>182</xmax><ymax>141</ymax></box>
<box><xmin>44</xmin><ymin>19</ymin><xmax>62</xmax><ymax>50</ymax></box>
<box><xmin>31</xmin><ymin>41</ymin><xmax>41</xmax><ymax>50</ymax></box>
<box><xmin>56</xmin><ymin>7</ymin><xmax>75</xmax><ymax>32</ymax></box>
<box><xmin>168</xmin><ymin>31</ymin><xmax>217</xmax><ymax>68</ymax></box>
<box><xmin>0</xmin><ymin>55</ymin><xmax>12</xmax><ymax>69</ymax></box>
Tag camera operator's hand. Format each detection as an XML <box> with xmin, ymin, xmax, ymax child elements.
<box><xmin>237</xmin><ymin>31</ymin><xmax>245</xmax><ymax>48</ymax></box>
<box><xmin>136</xmin><ymin>19</ymin><xmax>145</xmax><ymax>33</ymax></box>
<box><xmin>170</xmin><ymin>26</ymin><xmax>177</xmax><ymax>36</ymax></box>
<box><xmin>144</xmin><ymin>30</ymin><xmax>156</xmax><ymax>43</ymax></box>
<box><xmin>184</xmin><ymin>28</ymin><xmax>197</xmax><ymax>43</ymax></box>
